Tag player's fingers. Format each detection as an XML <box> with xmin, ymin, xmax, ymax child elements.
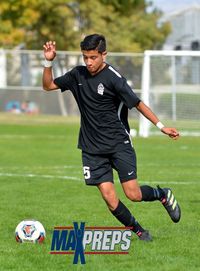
<box><xmin>43</xmin><ymin>41</ymin><xmax>56</xmax><ymax>49</ymax></box>
<box><xmin>43</xmin><ymin>42</ymin><xmax>49</xmax><ymax>50</ymax></box>
<box><xmin>170</xmin><ymin>128</ymin><xmax>180</xmax><ymax>136</ymax></box>
<box><xmin>44</xmin><ymin>41</ymin><xmax>52</xmax><ymax>48</ymax></box>
<box><xmin>48</xmin><ymin>41</ymin><xmax>56</xmax><ymax>46</ymax></box>
<box><xmin>43</xmin><ymin>44</ymin><xmax>48</xmax><ymax>50</ymax></box>
<box><xmin>169</xmin><ymin>133</ymin><xmax>179</xmax><ymax>140</ymax></box>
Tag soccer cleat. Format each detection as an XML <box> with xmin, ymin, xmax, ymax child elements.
<box><xmin>137</xmin><ymin>230</ymin><xmax>152</xmax><ymax>242</ymax></box>
<box><xmin>158</xmin><ymin>186</ymin><xmax>181</xmax><ymax>223</ymax></box>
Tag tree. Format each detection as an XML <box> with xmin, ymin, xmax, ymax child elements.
<box><xmin>79</xmin><ymin>0</ymin><xmax>170</xmax><ymax>51</ymax></box>
<box><xmin>0</xmin><ymin>0</ymin><xmax>81</xmax><ymax>50</ymax></box>
<box><xmin>0</xmin><ymin>0</ymin><xmax>170</xmax><ymax>52</ymax></box>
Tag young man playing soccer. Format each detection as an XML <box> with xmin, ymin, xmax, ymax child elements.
<box><xmin>42</xmin><ymin>34</ymin><xmax>181</xmax><ymax>241</ymax></box>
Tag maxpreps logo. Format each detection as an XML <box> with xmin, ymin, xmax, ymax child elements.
<box><xmin>50</xmin><ymin>222</ymin><xmax>132</xmax><ymax>264</ymax></box>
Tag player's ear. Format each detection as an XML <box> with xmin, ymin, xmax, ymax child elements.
<box><xmin>102</xmin><ymin>51</ymin><xmax>107</xmax><ymax>61</ymax></box>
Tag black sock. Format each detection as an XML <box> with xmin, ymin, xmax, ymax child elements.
<box><xmin>111</xmin><ymin>200</ymin><xmax>144</xmax><ymax>234</ymax></box>
<box><xmin>140</xmin><ymin>185</ymin><xmax>165</xmax><ymax>201</ymax></box>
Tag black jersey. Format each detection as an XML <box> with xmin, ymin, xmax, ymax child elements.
<box><xmin>54</xmin><ymin>64</ymin><xmax>140</xmax><ymax>154</ymax></box>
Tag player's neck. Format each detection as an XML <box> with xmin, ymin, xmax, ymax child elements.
<box><xmin>90</xmin><ymin>62</ymin><xmax>107</xmax><ymax>76</ymax></box>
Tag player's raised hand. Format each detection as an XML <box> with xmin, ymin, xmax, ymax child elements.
<box><xmin>43</xmin><ymin>41</ymin><xmax>56</xmax><ymax>61</ymax></box>
<box><xmin>161</xmin><ymin>127</ymin><xmax>180</xmax><ymax>140</ymax></box>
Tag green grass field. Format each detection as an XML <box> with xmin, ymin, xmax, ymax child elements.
<box><xmin>0</xmin><ymin>113</ymin><xmax>200</xmax><ymax>271</ymax></box>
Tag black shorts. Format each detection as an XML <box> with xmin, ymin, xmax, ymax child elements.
<box><xmin>82</xmin><ymin>146</ymin><xmax>137</xmax><ymax>185</ymax></box>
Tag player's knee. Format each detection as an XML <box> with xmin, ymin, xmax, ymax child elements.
<box><xmin>125</xmin><ymin>190</ymin><xmax>142</xmax><ymax>202</ymax></box>
<box><xmin>101</xmin><ymin>192</ymin><xmax>118</xmax><ymax>211</ymax></box>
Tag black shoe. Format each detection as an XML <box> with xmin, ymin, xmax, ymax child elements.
<box><xmin>158</xmin><ymin>186</ymin><xmax>181</xmax><ymax>223</ymax></box>
<box><xmin>137</xmin><ymin>230</ymin><xmax>152</xmax><ymax>241</ymax></box>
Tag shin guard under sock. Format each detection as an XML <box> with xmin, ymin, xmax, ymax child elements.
<box><xmin>111</xmin><ymin>200</ymin><xmax>144</xmax><ymax>234</ymax></box>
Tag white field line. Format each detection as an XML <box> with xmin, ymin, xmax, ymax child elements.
<box><xmin>0</xmin><ymin>172</ymin><xmax>83</xmax><ymax>181</ymax></box>
<box><xmin>0</xmin><ymin>134</ymin><xmax>67</xmax><ymax>139</ymax></box>
<box><xmin>0</xmin><ymin>165</ymin><xmax>80</xmax><ymax>170</ymax></box>
<box><xmin>0</xmin><ymin>162</ymin><xmax>199</xmax><ymax>170</ymax></box>
<box><xmin>0</xmin><ymin>172</ymin><xmax>198</xmax><ymax>185</ymax></box>
<box><xmin>3</xmin><ymin>132</ymin><xmax>199</xmax><ymax>139</ymax></box>
<box><xmin>149</xmin><ymin>131</ymin><xmax>200</xmax><ymax>137</ymax></box>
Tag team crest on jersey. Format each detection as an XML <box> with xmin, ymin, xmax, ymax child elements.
<box><xmin>97</xmin><ymin>83</ymin><xmax>104</xmax><ymax>95</ymax></box>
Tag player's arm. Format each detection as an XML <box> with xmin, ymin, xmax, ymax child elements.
<box><xmin>42</xmin><ymin>41</ymin><xmax>59</xmax><ymax>91</ymax></box>
<box><xmin>136</xmin><ymin>101</ymin><xmax>180</xmax><ymax>140</ymax></box>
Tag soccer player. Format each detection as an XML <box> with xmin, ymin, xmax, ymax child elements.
<box><xmin>42</xmin><ymin>34</ymin><xmax>181</xmax><ymax>241</ymax></box>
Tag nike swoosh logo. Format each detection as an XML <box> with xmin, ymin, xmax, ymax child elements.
<box><xmin>128</xmin><ymin>171</ymin><xmax>134</xmax><ymax>175</ymax></box>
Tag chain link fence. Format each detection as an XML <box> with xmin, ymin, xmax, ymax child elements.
<box><xmin>0</xmin><ymin>49</ymin><xmax>142</xmax><ymax>118</ymax></box>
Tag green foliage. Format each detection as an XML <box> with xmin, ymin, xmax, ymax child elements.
<box><xmin>0</xmin><ymin>0</ymin><xmax>170</xmax><ymax>51</ymax></box>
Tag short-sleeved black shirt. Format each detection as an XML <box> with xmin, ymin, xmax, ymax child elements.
<box><xmin>54</xmin><ymin>64</ymin><xmax>140</xmax><ymax>154</ymax></box>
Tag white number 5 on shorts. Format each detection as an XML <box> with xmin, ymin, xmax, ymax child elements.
<box><xmin>83</xmin><ymin>166</ymin><xmax>91</xmax><ymax>180</ymax></box>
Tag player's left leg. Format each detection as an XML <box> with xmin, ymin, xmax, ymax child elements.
<box><xmin>121</xmin><ymin>180</ymin><xmax>162</xmax><ymax>202</ymax></box>
<box><xmin>122</xmin><ymin>180</ymin><xmax>181</xmax><ymax>223</ymax></box>
<box><xmin>111</xmin><ymin>147</ymin><xmax>181</xmax><ymax>223</ymax></box>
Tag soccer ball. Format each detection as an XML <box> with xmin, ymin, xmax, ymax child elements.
<box><xmin>15</xmin><ymin>219</ymin><xmax>45</xmax><ymax>243</ymax></box>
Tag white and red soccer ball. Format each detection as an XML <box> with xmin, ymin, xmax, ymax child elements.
<box><xmin>15</xmin><ymin>220</ymin><xmax>45</xmax><ymax>243</ymax></box>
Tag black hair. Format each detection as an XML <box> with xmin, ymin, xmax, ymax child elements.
<box><xmin>80</xmin><ymin>34</ymin><xmax>106</xmax><ymax>53</ymax></box>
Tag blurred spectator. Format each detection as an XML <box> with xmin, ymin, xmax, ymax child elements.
<box><xmin>5</xmin><ymin>100</ymin><xmax>39</xmax><ymax>114</ymax></box>
<box><xmin>21</xmin><ymin>101</ymin><xmax>29</xmax><ymax>113</ymax></box>
<box><xmin>5</xmin><ymin>101</ymin><xmax>21</xmax><ymax>114</ymax></box>
<box><xmin>26</xmin><ymin>101</ymin><xmax>39</xmax><ymax>114</ymax></box>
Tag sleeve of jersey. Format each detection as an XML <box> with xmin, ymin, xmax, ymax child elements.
<box><xmin>113</xmin><ymin>75</ymin><xmax>141</xmax><ymax>109</ymax></box>
<box><xmin>54</xmin><ymin>69</ymin><xmax>76</xmax><ymax>92</ymax></box>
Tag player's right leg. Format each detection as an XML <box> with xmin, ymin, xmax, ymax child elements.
<box><xmin>82</xmin><ymin>151</ymin><xmax>152</xmax><ymax>241</ymax></box>
<box><xmin>97</xmin><ymin>182</ymin><xmax>152</xmax><ymax>241</ymax></box>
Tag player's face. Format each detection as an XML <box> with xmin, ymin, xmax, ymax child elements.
<box><xmin>82</xmin><ymin>50</ymin><xmax>107</xmax><ymax>75</ymax></box>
